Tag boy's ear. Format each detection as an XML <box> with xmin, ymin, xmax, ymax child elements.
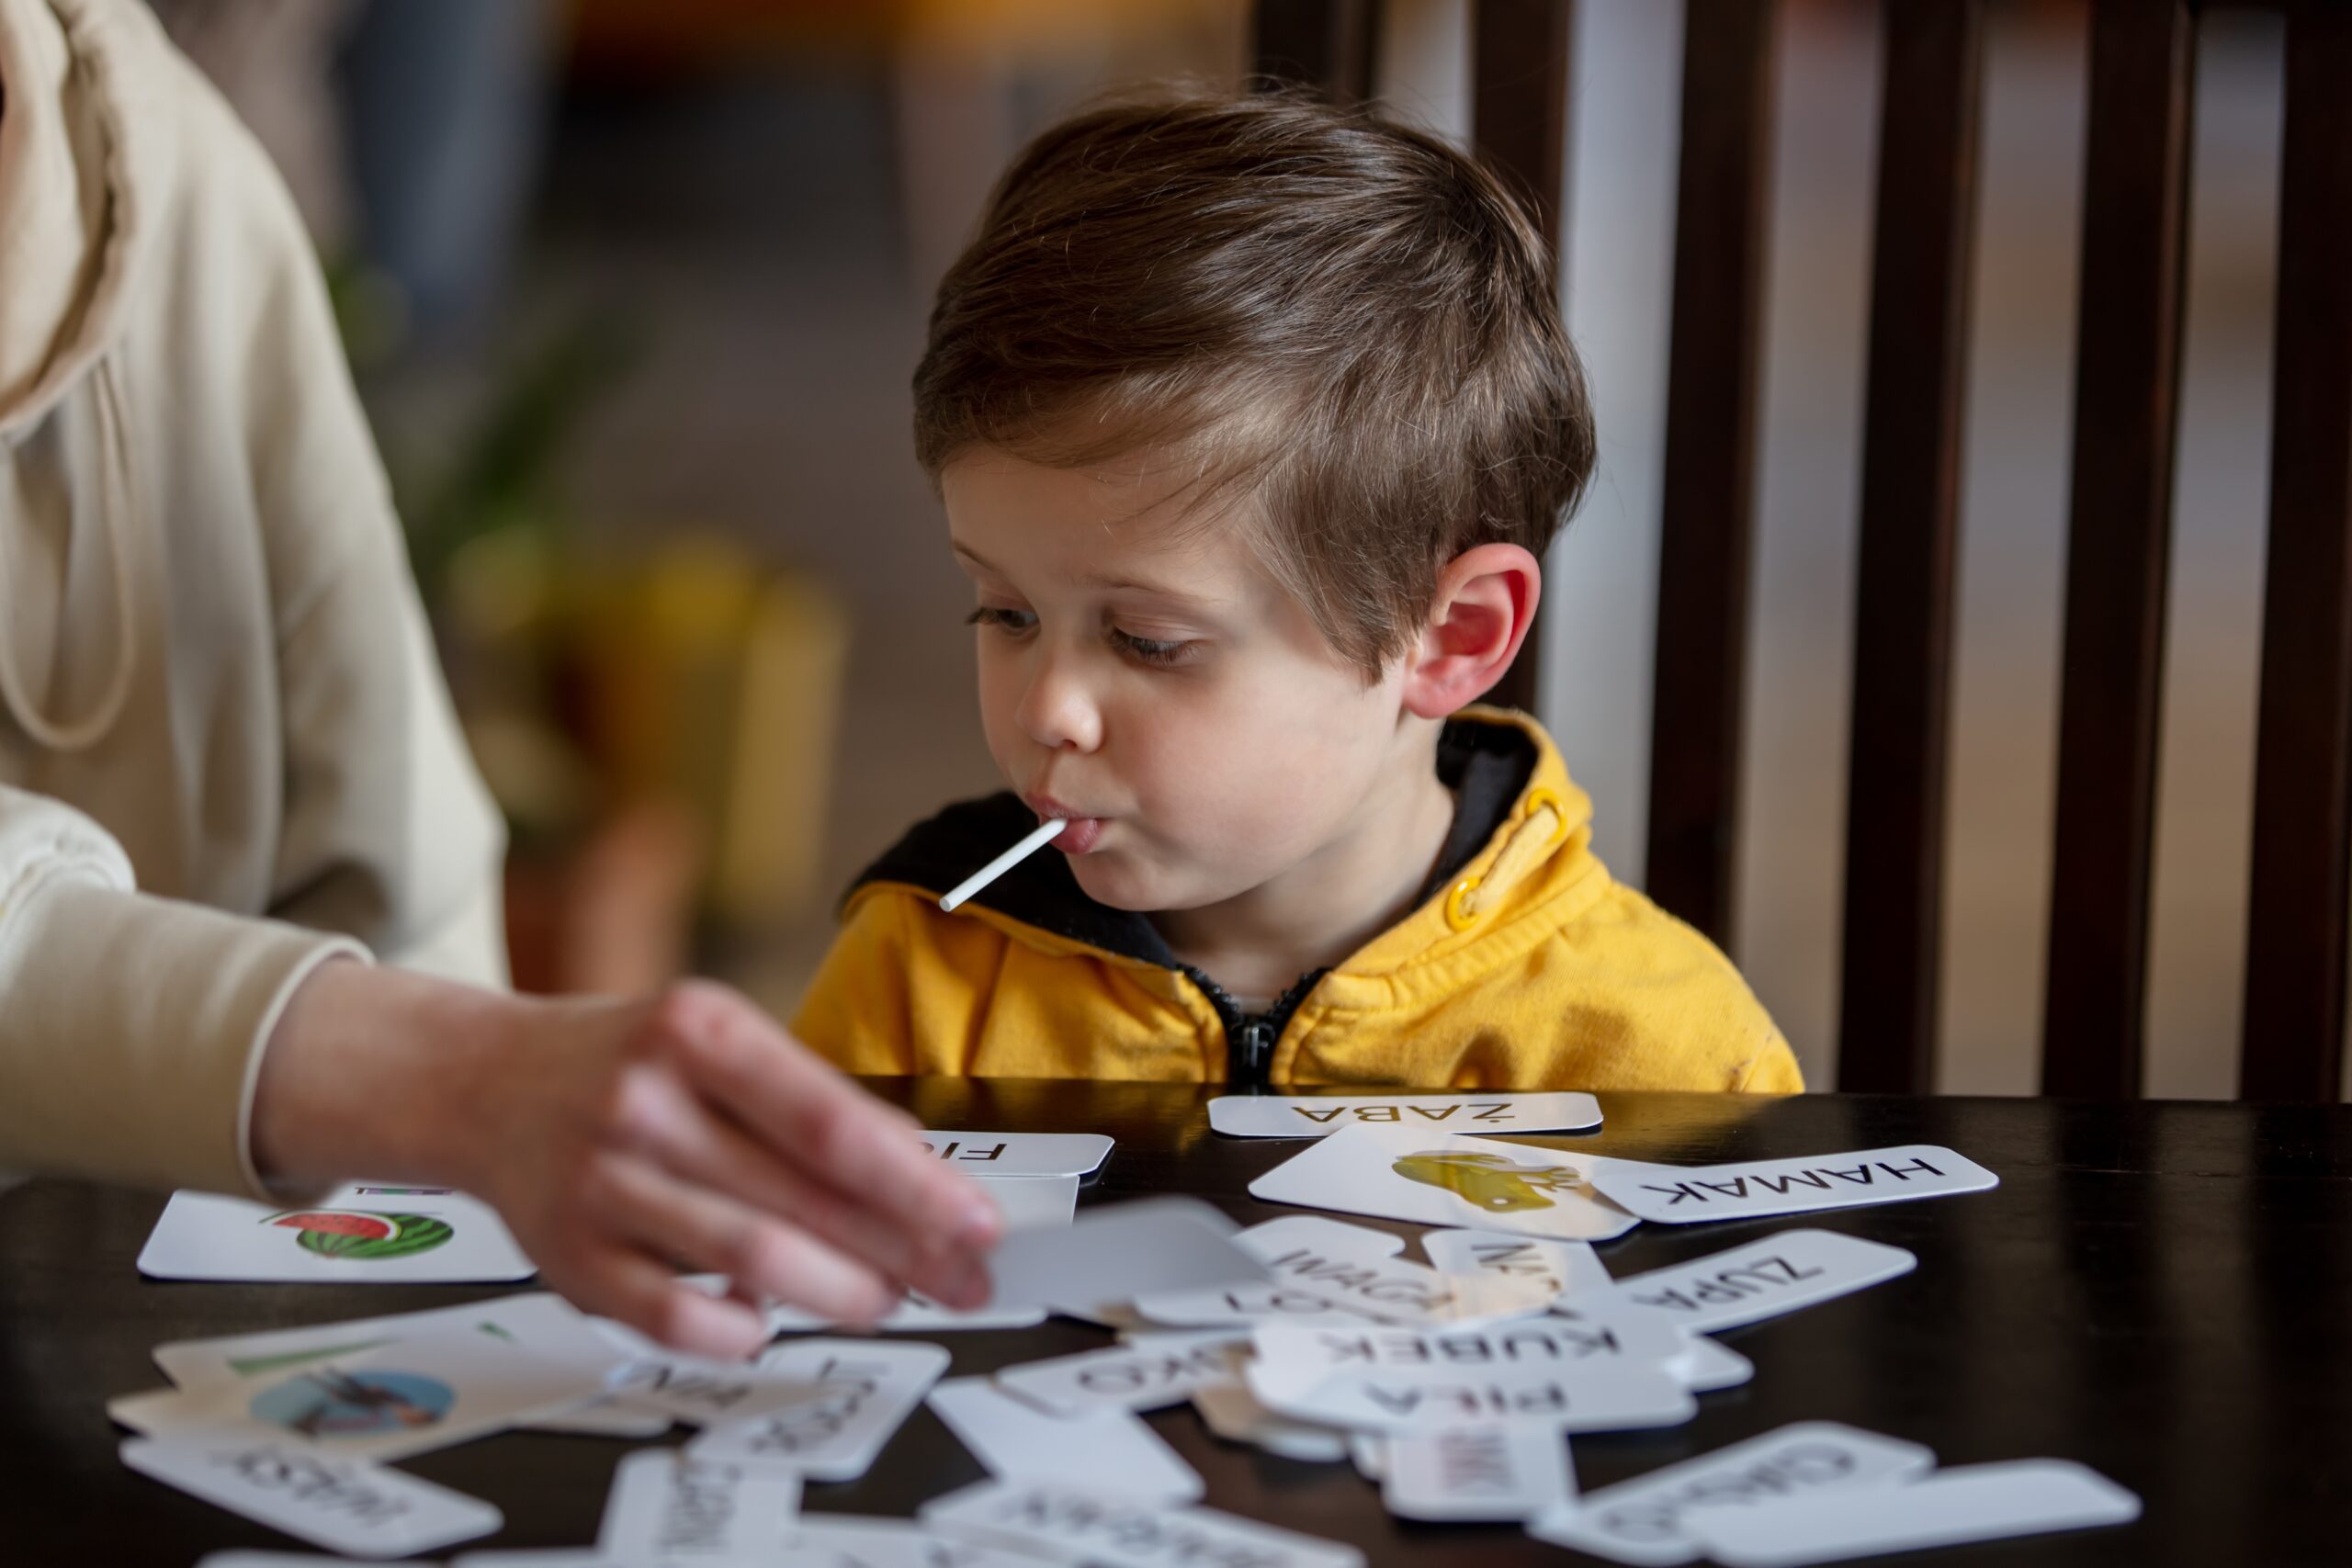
<box><xmin>1400</xmin><ymin>543</ymin><xmax>1544</xmax><ymax>719</ymax></box>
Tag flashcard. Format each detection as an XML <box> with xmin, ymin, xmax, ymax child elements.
<box><xmin>917</xmin><ymin>1132</ymin><xmax>1112</xmax><ymax>1178</ymax></box>
<box><xmin>599</xmin><ymin>1448</ymin><xmax>803</xmax><ymax>1559</ymax></box>
<box><xmin>1246</xmin><ymin>1354</ymin><xmax>1694</xmax><ymax>1435</ymax></box>
<box><xmin>780</xmin><ymin>1515</ymin><xmax>1061</xmax><ymax>1568</ymax></box>
<box><xmin>1681</xmin><ymin>1459</ymin><xmax>2141</xmax><ymax>1567</ymax></box>
<box><xmin>983</xmin><ymin>1197</ymin><xmax>1264</xmax><ymax>1313</ymax></box>
<box><xmin>124</xmin><ymin>1434</ymin><xmax>502</xmax><ymax>1558</ymax></box>
<box><xmin>1350</xmin><ymin>1433</ymin><xmax>1386</xmax><ymax>1479</ymax></box>
<box><xmin>1420</xmin><ymin>1229</ymin><xmax>1612</xmax><ymax>1303</ymax></box>
<box><xmin>114</xmin><ymin>1325</ymin><xmax>607</xmax><ymax>1464</ymax></box>
<box><xmin>1250</xmin><ymin>1315</ymin><xmax>1690</xmax><ymax>1396</ymax></box>
<box><xmin>526</xmin><ymin>1395</ymin><xmax>673</xmax><ymax>1438</ymax></box>
<box><xmin>1248</xmin><ymin>1123</ymin><xmax>1639</xmax><ymax>1241</ymax></box>
<box><xmin>762</xmin><ymin>1175</ymin><xmax>1073</xmax><ymax>1333</ymax></box>
<box><xmin>1237</xmin><ymin>1213</ymin><xmax>1557</xmax><ymax>1327</ymax></box>
<box><xmin>1589</xmin><ymin>1145</ymin><xmax>1997</xmax><ymax>1225</ymax></box>
<box><xmin>992</xmin><ymin>1337</ymin><xmax>1238</xmax><ymax>1416</ymax></box>
<box><xmin>1524</xmin><ymin>1421</ymin><xmax>1934</xmax><ymax>1566</ymax></box>
<box><xmin>1189</xmin><ymin>1380</ymin><xmax>1349</xmax><ymax>1462</ymax></box>
<box><xmin>687</xmin><ymin>1340</ymin><xmax>949</xmax><ymax>1480</ymax></box>
<box><xmin>609</xmin><ymin>1348</ymin><xmax>867</xmax><ymax>1431</ymax></box>
<box><xmin>1607</xmin><ymin>1229</ymin><xmax>1918</xmax><ymax>1334</ymax></box>
<box><xmin>139</xmin><ymin>1185</ymin><xmax>534</xmax><ymax>1283</ymax></box>
<box><xmin>1381</xmin><ymin>1422</ymin><xmax>1576</xmax><ymax>1522</ymax></box>
<box><xmin>1132</xmin><ymin>1280</ymin><xmax>1379</xmax><ymax>1328</ymax></box>
<box><xmin>921</xmin><ymin>1480</ymin><xmax>1364</xmax><ymax>1568</ymax></box>
<box><xmin>924</xmin><ymin>1377</ymin><xmax>1204</xmax><ymax>1506</ymax></box>
<box><xmin>155</xmin><ymin>1292</ymin><xmax>624</xmax><ymax>1394</ymax></box>
<box><xmin>1670</xmin><ymin>1334</ymin><xmax>1755</xmax><ymax>1393</ymax></box>
<box><xmin>1209</xmin><ymin>1091</ymin><xmax>1600</xmax><ymax>1139</ymax></box>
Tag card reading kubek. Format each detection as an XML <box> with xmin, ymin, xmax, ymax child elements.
<box><xmin>139</xmin><ymin>1184</ymin><xmax>533</xmax><ymax>1284</ymax></box>
<box><xmin>1248</xmin><ymin>1123</ymin><xmax>1638</xmax><ymax>1241</ymax></box>
<box><xmin>1211</xmin><ymin>1091</ymin><xmax>1600</xmax><ymax>1139</ymax></box>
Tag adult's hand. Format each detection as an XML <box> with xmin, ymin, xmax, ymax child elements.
<box><xmin>249</xmin><ymin>962</ymin><xmax>1003</xmax><ymax>1359</ymax></box>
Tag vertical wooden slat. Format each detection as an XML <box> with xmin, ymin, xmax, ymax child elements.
<box><xmin>1836</xmin><ymin>1</ymin><xmax>1987</xmax><ymax>1094</ymax></box>
<box><xmin>1251</xmin><ymin>0</ymin><xmax>1382</xmax><ymax>105</ymax></box>
<box><xmin>1645</xmin><ymin>0</ymin><xmax>1779</xmax><ymax>948</ymax></box>
<box><xmin>2041</xmin><ymin>0</ymin><xmax>2196</xmax><ymax>1099</ymax></box>
<box><xmin>2242</xmin><ymin>2</ymin><xmax>2352</xmax><ymax>1103</ymax></box>
<box><xmin>1473</xmin><ymin>0</ymin><xmax>1576</xmax><ymax>716</ymax></box>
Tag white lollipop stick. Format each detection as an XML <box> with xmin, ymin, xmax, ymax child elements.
<box><xmin>939</xmin><ymin>818</ymin><xmax>1069</xmax><ymax>911</ymax></box>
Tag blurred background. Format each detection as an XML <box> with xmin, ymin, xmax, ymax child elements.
<box><xmin>156</xmin><ymin>0</ymin><xmax>2295</xmax><ymax>1100</ymax></box>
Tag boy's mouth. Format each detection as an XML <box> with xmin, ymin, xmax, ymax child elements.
<box><xmin>1023</xmin><ymin>795</ymin><xmax>1106</xmax><ymax>855</ymax></box>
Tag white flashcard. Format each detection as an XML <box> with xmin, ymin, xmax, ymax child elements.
<box><xmin>1248</xmin><ymin>1124</ymin><xmax>1639</xmax><ymax>1242</ymax></box>
<box><xmin>1589</xmin><ymin>1145</ymin><xmax>1998</xmax><ymax>1225</ymax></box>
<box><xmin>993</xmin><ymin>1337</ymin><xmax>1238</xmax><ymax>1416</ymax></box>
<box><xmin>918</xmin><ymin>1131</ymin><xmax>1113</xmax><ymax>1178</ymax></box>
<box><xmin>599</xmin><ymin>1448</ymin><xmax>802</xmax><ymax>1559</ymax></box>
<box><xmin>124</xmin><ymin>1434</ymin><xmax>502</xmax><ymax>1559</ymax></box>
<box><xmin>1670</xmin><ymin>1334</ymin><xmax>1755</xmax><ymax>1393</ymax></box>
<box><xmin>1682</xmin><ymin>1459</ymin><xmax>2141</xmax><ymax>1567</ymax></box>
<box><xmin>1250</xmin><ymin>1314</ymin><xmax>1690</xmax><ymax>1395</ymax></box>
<box><xmin>1238</xmin><ymin>1214</ymin><xmax>1556</xmax><ymax>1327</ymax></box>
<box><xmin>113</xmin><ymin>1325</ymin><xmax>608</xmax><ymax>1464</ymax></box>
<box><xmin>1133</xmin><ymin>1280</ymin><xmax>1378</xmax><ymax>1329</ymax></box>
<box><xmin>1190</xmin><ymin>1380</ymin><xmax>1349</xmax><ymax>1462</ymax></box>
<box><xmin>526</xmin><ymin>1395</ymin><xmax>673</xmax><ymax>1438</ymax></box>
<box><xmin>1209</xmin><ymin>1091</ymin><xmax>1601</xmax><ymax>1139</ymax></box>
<box><xmin>983</xmin><ymin>1198</ymin><xmax>1264</xmax><ymax>1313</ymax></box>
<box><xmin>1246</xmin><ymin>1355</ymin><xmax>1694</xmax><ymax>1436</ymax></box>
<box><xmin>1525</xmin><ymin>1421</ymin><xmax>1934</xmax><ymax>1566</ymax></box>
<box><xmin>139</xmin><ymin>1185</ymin><xmax>534</xmax><ymax>1283</ymax></box>
<box><xmin>922</xmin><ymin>1480</ymin><xmax>1364</xmax><ymax>1568</ymax></box>
<box><xmin>1350</xmin><ymin>1433</ymin><xmax>1386</xmax><ymax>1479</ymax></box>
<box><xmin>1606</xmin><ymin>1229</ymin><xmax>1918</xmax><ymax>1334</ymax></box>
<box><xmin>924</xmin><ymin>1377</ymin><xmax>1204</xmax><ymax>1506</ymax></box>
<box><xmin>1381</xmin><ymin>1422</ymin><xmax>1576</xmax><ymax>1522</ymax></box>
<box><xmin>687</xmin><ymin>1340</ymin><xmax>950</xmax><ymax>1480</ymax></box>
<box><xmin>155</xmin><ymin>1292</ymin><xmax>625</xmax><ymax>1394</ymax></box>
<box><xmin>780</xmin><ymin>1514</ymin><xmax>1058</xmax><ymax>1568</ymax></box>
<box><xmin>1421</xmin><ymin>1230</ymin><xmax>1613</xmax><ymax>1303</ymax></box>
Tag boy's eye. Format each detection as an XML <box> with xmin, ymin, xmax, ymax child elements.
<box><xmin>1109</xmin><ymin>627</ymin><xmax>1196</xmax><ymax>668</ymax></box>
<box><xmin>966</xmin><ymin>606</ymin><xmax>1036</xmax><ymax>635</ymax></box>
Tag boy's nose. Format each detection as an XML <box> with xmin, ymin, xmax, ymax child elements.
<box><xmin>1015</xmin><ymin>657</ymin><xmax>1102</xmax><ymax>753</ymax></box>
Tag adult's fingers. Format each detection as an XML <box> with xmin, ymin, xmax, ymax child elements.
<box><xmin>618</xmin><ymin>1073</ymin><xmax>991</xmax><ymax>1310</ymax></box>
<box><xmin>540</xmin><ymin>1236</ymin><xmax>770</xmax><ymax>1361</ymax></box>
<box><xmin>658</xmin><ymin>986</ymin><xmax>1004</xmax><ymax>1263</ymax></box>
<box><xmin>588</xmin><ymin>1148</ymin><xmax>901</xmax><ymax>1328</ymax></box>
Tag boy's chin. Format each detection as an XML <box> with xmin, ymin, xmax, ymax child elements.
<box><xmin>1069</xmin><ymin>851</ymin><xmax>1244</xmax><ymax>916</ymax></box>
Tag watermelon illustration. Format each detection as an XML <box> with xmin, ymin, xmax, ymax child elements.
<box><xmin>266</xmin><ymin>1210</ymin><xmax>455</xmax><ymax>1260</ymax></box>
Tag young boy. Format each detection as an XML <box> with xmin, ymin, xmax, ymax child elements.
<box><xmin>795</xmin><ymin>91</ymin><xmax>1799</xmax><ymax>1094</ymax></box>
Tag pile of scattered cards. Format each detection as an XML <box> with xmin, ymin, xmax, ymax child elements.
<box><xmin>126</xmin><ymin>1100</ymin><xmax>2142</xmax><ymax>1566</ymax></box>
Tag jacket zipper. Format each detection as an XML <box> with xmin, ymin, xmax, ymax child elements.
<box><xmin>1184</xmin><ymin>965</ymin><xmax>1330</xmax><ymax>1089</ymax></box>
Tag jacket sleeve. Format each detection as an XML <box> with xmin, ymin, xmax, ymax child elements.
<box><xmin>792</xmin><ymin>888</ymin><xmax>921</xmax><ymax>1077</ymax></box>
<box><xmin>0</xmin><ymin>786</ymin><xmax>366</xmax><ymax>1196</ymax></box>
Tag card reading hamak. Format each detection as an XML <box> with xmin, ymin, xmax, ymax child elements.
<box><xmin>1209</xmin><ymin>1091</ymin><xmax>1600</xmax><ymax>1139</ymax></box>
<box><xmin>1588</xmin><ymin>1145</ymin><xmax>1997</xmax><ymax>1224</ymax></box>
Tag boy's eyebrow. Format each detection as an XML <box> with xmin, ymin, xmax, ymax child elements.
<box><xmin>953</xmin><ymin>543</ymin><xmax>1218</xmax><ymax>607</ymax></box>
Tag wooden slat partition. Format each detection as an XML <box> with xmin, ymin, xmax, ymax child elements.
<box><xmin>2241</xmin><ymin>1</ymin><xmax>2352</xmax><ymax>1101</ymax></box>
<box><xmin>1250</xmin><ymin>0</ymin><xmax>1381</xmax><ymax>105</ymax></box>
<box><xmin>2041</xmin><ymin>0</ymin><xmax>2197</xmax><ymax>1099</ymax></box>
<box><xmin>1837</xmin><ymin>0</ymin><xmax>1987</xmax><ymax>1093</ymax></box>
<box><xmin>1645</xmin><ymin>0</ymin><xmax>1779</xmax><ymax>949</ymax></box>
<box><xmin>1472</xmin><ymin>0</ymin><xmax>1577</xmax><ymax>716</ymax></box>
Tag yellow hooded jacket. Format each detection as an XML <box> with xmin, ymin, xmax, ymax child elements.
<box><xmin>795</xmin><ymin>708</ymin><xmax>1801</xmax><ymax>1093</ymax></box>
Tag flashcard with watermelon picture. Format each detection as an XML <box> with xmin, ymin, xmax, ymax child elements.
<box><xmin>138</xmin><ymin>1184</ymin><xmax>535</xmax><ymax>1283</ymax></box>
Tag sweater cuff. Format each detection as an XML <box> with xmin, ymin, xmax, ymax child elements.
<box><xmin>0</xmin><ymin>877</ymin><xmax>368</xmax><ymax>1197</ymax></box>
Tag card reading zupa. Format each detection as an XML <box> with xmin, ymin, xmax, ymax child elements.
<box><xmin>139</xmin><ymin>1185</ymin><xmax>533</xmax><ymax>1284</ymax></box>
<box><xmin>1210</xmin><ymin>1091</ymin><xmax>1600</xmax><ymax>1139</ymax></box>
<box><xmin>1248</xmin><ymin>1123</ymin><xmax>1638</xmax><ymax>1241</ymax></box>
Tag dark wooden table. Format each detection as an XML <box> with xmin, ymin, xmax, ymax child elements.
<box><xmin>6</xmin><ymin>1080</ymin><xmax>2351</xmax><ymax>1564</ymax></box>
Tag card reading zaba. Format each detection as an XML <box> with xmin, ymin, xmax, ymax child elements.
<box><xmin>139</xmin><ymin>1184</ymin><xmax>534</xmax><ymax>1283</ymax></box>
<box><xmin>1209</xmin><ymin>1091</ymin><xmax>1600</xmax><ymax>1140</ymax></box>
<box><xmin>1249</xmin><ymin>1123</ymin><xmax>1637</xmax><ymax>1241</ymax></box>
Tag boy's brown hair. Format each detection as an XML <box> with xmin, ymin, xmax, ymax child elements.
<box><xmin>913</xmin><ymin>89</ymin><xmax>1595</xmax><ymax>678</ymax></box>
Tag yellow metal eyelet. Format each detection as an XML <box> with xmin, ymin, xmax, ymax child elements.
<box><xmin>1444</xmin><ymin>875</ymin><xmax>1483</xmax><ymax>931</ymax></box>
<box><xmin>1523</xmin><ymin>788</ymin><xmax>1568</xmax><ymax>844</ymax></box>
